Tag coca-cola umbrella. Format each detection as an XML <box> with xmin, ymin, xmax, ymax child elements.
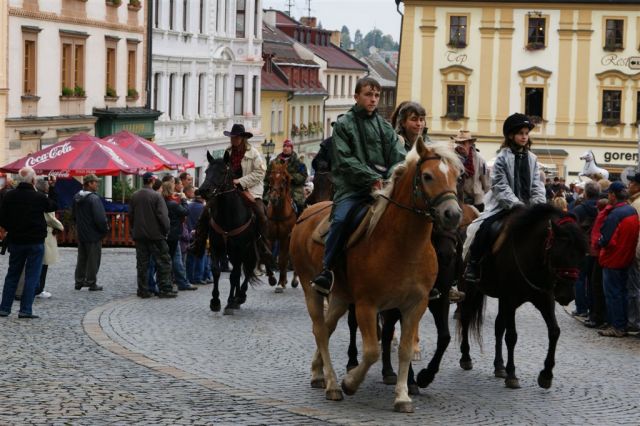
<box><xmin>0</xmin><ymin>133</ymin><xmax>150</xmax><ymax>177</ymax></box>
<box><xmin>103</xmin><ymin>130</ymin><xmax>194</xmax><ymax>172</ymax></box>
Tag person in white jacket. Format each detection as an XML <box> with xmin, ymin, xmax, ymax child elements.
<box><xmin>463</xmin><ymin>113</ymin><xmax>546</xmax><ymax>283</ymax></box>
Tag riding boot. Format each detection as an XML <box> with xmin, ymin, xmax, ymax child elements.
<box><xmin>312</xmin><ymin>269</ymin><xmax>334</xmax><ymax>296</ymax></box>
<box><xmin>463</xmin><ymin>258</ymin><xmax>482</xmax><ymax>284</ymax></box>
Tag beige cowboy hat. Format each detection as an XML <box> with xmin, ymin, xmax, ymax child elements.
<box><xmin>450</xmin><ymin>130</ymin><xmax>476</xmax><ymax>143</ymax></box>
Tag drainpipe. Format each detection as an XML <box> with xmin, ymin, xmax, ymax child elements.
<box><xmin>394</xmin><ymin>0</ymin><xmax>404</xmax><ymax>109</ymax></box>
<box><xmin>145</xmin><ymin>0</ymin><xmax>153</xmax><ymax>109</ymax></box>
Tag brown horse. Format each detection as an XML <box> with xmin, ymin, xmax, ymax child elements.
<box><xmin>265</xmin><ymin>162</ymin><xmax>298</xmax><ymax>291</ymax></box>
<box><xmin>289</xmin><ymin>137</ymin><xmax>463</xmax><ymax>412</ymax></box>
<box><xmin>305</xmin><ymin>171</ymin><xmax>333</xmax><ymax>205</ymax></box>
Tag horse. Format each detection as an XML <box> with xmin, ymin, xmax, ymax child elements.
<box><xmin>289</xmin><ymin>137</ymin><xmax>463</xmax><ymax>412</ymax></box>
<box><xmin>305</xmin><ymin>171</ymin><xmax>334</xmax><ymax>205</ymax></box>
<box><xmin>579</xmin><ymin>150</ymin><xmax>609</xmax><ymax>180</ymax></box>
<box><xmin>265</xmin><ymin>162</ymin><xmax>299</xmax><ymax>292</ymax></box>
<box><xmin>197</xmin><ymin>151</ymin><xmax>259</xmax><ymax>315</ymax></box>
<box><xmin>458</xmin><ymin>204</ymin><xmax>587</xmax><ymax>389</ymax></box>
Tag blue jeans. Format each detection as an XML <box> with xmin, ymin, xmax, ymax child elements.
<box><xmin>574</xmin><ymin>257</ymin><xmax>592</xmax><ymax>314</ymax></box>
<box><xmin>602</xmin><ymin>267</ymin><xmax>629</xmax><ymax>330</ymax></box>
<box><xmin>172</xmin><ymin>245</ymin><xmax>190</xmax><ymax>289</ymax></box>
<box><xmin>323</xmin><ymin>195</ymin><xmax>368</xmax><ymax>269</ymax></box>
<box><xmin>186</xmin><ymin>252</ymin><xmax>206</xmax><ymax>283</ymax></box>
<box><xmin>627</xmin><ymin>263</ymin><xmax>640</xmax><ymax>329</ymax></box>
<box><xmin>0</xmin><ymin>242</ymin><xmax>44</xmax><ymax>316</ymax></box>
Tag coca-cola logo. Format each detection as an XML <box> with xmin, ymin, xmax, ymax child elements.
<box><xmin>99</xmin><ymin>144</ymin><xmax>129</xmax><ymax>168</ymax></box>
<box><xmin>26</xmin><ymin>142</ymin><xmax>73</xmax><ymax>167</ymax></box>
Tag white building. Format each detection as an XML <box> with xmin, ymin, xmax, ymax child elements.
<box><xmin>4</xmin><ymin>0</ymin><xmax>147</xmax><ymax>163</ymax></box>
<box><xmin>151</xmin><ymin>0</ymin><xmax>263</xmax><ymax>181</ymax></box>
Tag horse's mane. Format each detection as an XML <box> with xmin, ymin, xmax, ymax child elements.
<box><xmin>367</xmin><ymin>140</ymin><xmax>462</xmax><ymax>236</ymax></box>
<box><xmin>507</xmin><ymin>204</ymin><xmax>583</xmax><ymax>247</ymax></box>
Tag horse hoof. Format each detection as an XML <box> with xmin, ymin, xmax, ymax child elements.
<box><xmin>223</xmin><ymin>307</ymin><xmax>234</xmax><ymax>315</ymax></box>
<box><xmin>268</xmin><ymin>276</ymin><xmax>277</xmax><ymax>286</ymax></box>
<box><xmin>341</xmin><ymin>379</ymin><xmax>356</xmax><ymax>396</ymax></box>
<box><xmin>460</xmin><ymin>359</ymin><xmax>473</xmax><ymax>371</ymax></box>
<box><xmin>408</xmin><ymin>384</ymin><xmax>420</xmax><ymax>396</ymax></box>
<box><xmin>291</xmin><ymin>279</ymin><xmax>299</xmax><ymax>288</ymax></box>
<box><xmin>310</xmin><ymin>378</ymin><xmax>326</xmax><ymax>389</ymax></box>
<box><xmin>325</xmin><ymin>389</ymin><xmax>343</xmax><ymax>401</ymax></box>
<box><xmin>394</xmin><ymin>401</ymin><xmax>414</xmax><ymax>413</ymax></box>
<box><xmin>274</xmin><ymin>287</ymin><xmax>284</xmax><ymax>294</ymax></box>
<box><xmin>505</xmin><ymin>378</ymin><xmax>521</xmax><ymax>389</ymax></box>
<box><xmin>235</xmin><ymin>295</ymin><xmax>247</xmax><ymax>305</ymax></box>
<box><xmin>494</xmin><ymin>367</ymin><xmax>508</xmax><ymax>378</ymax></box>
<box><xmin>538</xmin><ymin>372</ymin><xmax>553</xmax><ymax>389</ymax></box>
<box><xmin>382</xmin><ymin>373</ymin><xmax>397</xmax><ymax>385</ymax></box>
<box><xmin>210</xmin><ymin>300</ymin><xmax>221</xmax><ymax>312</ymax></box>
<box><xmin>416</xmin><ymin>369</ymin><xmax>435</xmax><ymax>388</ymax></box>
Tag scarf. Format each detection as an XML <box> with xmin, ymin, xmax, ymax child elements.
<box><xmin>230</xmin><ymin>145</ymin><xmax>245</xmax><ymax>178</ymax></box>
<box><xmin>512</xmin><ymin>148</ymin><xmax>531</xmax><ymax>203</ymax></box>
<box><xmin>463</xmin><ymin>146</ymin><xmax>475</xmax><ymax>177</ymax></box>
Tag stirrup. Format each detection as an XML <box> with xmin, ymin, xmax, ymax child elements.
<box><xmin>311</xmin><ymin>270</ymin><xmax>334</xmax><ymax>296</ymax></box>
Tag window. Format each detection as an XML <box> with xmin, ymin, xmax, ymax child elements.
<box><xmin>326</xmin><ymin>74</ymin><xmax>330</xmax><ymax>94</ymax></box>
<box><xmin>198</xmin><ymin>74</ymin><xmax>205</xmax><ymax>116</ymax></box>
<box><xmin>154</xmin><ymin>0</ymin><xmax>160</xmax><ymax>28</ymax></box>
<box><xmin>127</xmin><ymin>42</ymin><xmax>138</xmax><ymax>96</ymax></box>
<box><xmin>105</xmin><ymin>46</ymin><xmax>116</xmax><ymax>96</ymax></box>
<box><xmin>252</xmin><ymin>76</ymin><xmax>258</xmax><ymax>114</ymax></box>
<box><xmin>168</xmin><ymin>73</ymin><xmax>175</xmax><ymax>118</ymax></box>
<box><xmin>527</xmin><ymin>16</ymin><xmax>546</xmax><ymax>48</ymax></box>
<box><xmin>22</xmin><ymin>28</ymin><xmax>39</xmax><ymax>96</ymax></box>
<box><xmin>169</xmin><ymin>0</ymin><xmax>175</xmax><ymax>30</ymax></box>
<box><xmin>183</xmin><ymin>0</ymin><xmax>188</xmax><ymax>32</ymax></box>
<box><xmin>60</xmin><ymin>31</ymin><xmax>87</xmax><ymax>95</ymax></box>
<box><xmin>602</xmin><ymin>90</ymin><xmax>622</xmax><ymax>124</ymax></box>
<box><xmin>333</xmin><ymin>75</ymin><xmax>338</xmax><ymax>96</ymax></box>
<box><xmin>254</xmin><ymin>0</ymin><xmax>259</xmax><ymax>38</ymax></box>
<box><xmin>348</xmin><ymin>76</ymin><xmax>352</xmax><ymax>96</ymax></box>
<box><xmin>236</xmin><ymin>0</ymin><xmax>246</xmax><ymax>38</ymax></box>
<box><xmin>449</xmin><ymin>15</ymin><xmax>467</xmax><ymax>48</ymax></box>
<box><xmin>525</xmin><ymin>87</ymin><xmax>544</xmax><ymax>120</ymax></box>
<box><xmin>446</xmin><ymin>85</ymin><xmax>465</xmax><ymax>119</ymax></box>
<box><xmin>291</xmin><ymin>106</ymin><xmax>296</xmax><ymax>125</ymax></box>
<box><xmin>234</xmin><ymin>75</ymin><xmax>244</xmax><ymax>115</ymax></box>
<box><xmin>636</xmin><ymin>92</ymin><xmax>640</xmax><ymax>124</ymax></box>
<box><xmin>604</xmin><ymin>19</ymin><xmax>624</xmax><ymax>50</ymax></box>
<box><xmin>182</xmin><ymin>74</ymin><xmax>189</xmax><ymax>117</ymax></box>
<box><xmin>271</xmin><ymin>111</ymin><xmax>276</xmax><ymax>133</ymax></box>
<box><xmin>341</xmin><ymin>75</ymin><xmax>345</xmax><ymax>96</ymax></box>
<box><xmin>153</xmin><ymin>73</ymin><xmax>160</xmax><ymax>110</ymax></box>
<box><xmin>199</xmin><ymin>0</ymin><xmax>204</xmax><ymax>33</ymax></box>
<box><xmin>278</xmin><ymin>110</ymin><xmax>283</xmax><ymax>132</ymax></box>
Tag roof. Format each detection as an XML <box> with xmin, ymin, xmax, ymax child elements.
<box><xmin>306</xmin><ymin>43</ymin><xmax>368</xmax><ymax>71</ymax></box>
<box><xmin>262</xmin><ymin>23</ymin><xmax>317</xmax><ymax>66</ymax></box>
<box><xmin>261</xmin><ymin>69</ymin><xmax>291</xmax><ymax>92</ymax></box>
<box><xmin>92</xmin><ymin>108</ymin><xmax>162</xmax><ymax>119</ymax></box>
<box><xmin>401</xmin><ymin>0</ymin><xmax>638</xmax><ymax>3</ymax></box>
<box><xmin>361</xmin><ymin>55</ymin><xmax>397</xmax><ymax>87</ymax></box>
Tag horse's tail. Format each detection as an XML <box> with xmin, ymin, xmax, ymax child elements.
<box><xmin>456</xmin><ymin>284</ymin><xmax>485</xmax><ymax>346</ymax></box>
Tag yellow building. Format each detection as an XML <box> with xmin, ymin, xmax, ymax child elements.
<box><xmin>0</xmin><ymin>0</ymin><xmax>7</xmax><ymax>167</ymax></box>
<box><xmin>260</xmin><ymin>88</ymin><xmax>290</xmax><ymax>153</ymax></box>
<box><xmin>398</xmin><ymin>0</ymin><xmax>639</xmax><ymax>179</ymax></box>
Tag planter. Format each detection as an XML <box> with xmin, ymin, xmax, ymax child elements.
<box><xmin>104</xmin><ymin>96</ymin><xmax>119</xmax><ymax>102</ymax></box>
<box><xmin>126</xmin><ymin>95</ymin><xmax>139</xmax><ymax>102</ymax></box>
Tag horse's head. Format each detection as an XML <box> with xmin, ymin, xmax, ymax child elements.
<box><xmin>411</xmin><ymin>137</ymin><xmax>463</xmax><ymax>230</ymax></box>
<box><xmin>267</xmin><ymin>162</ymin><xmax>291</xmax><ymax>205</ymax></box>
<box><xmin>544</xmin><ymin>215</ymin><xmax>588</xmax><ymax>305</ymax></box>
<box><xmin>199</xmin><ymin>150</ymin><xmax>233</xmax><ymax>199</ymax></box>
<box><xmin>579</xmin><ymin>150</ymin><xmax>594</xmax><ymax>162</ymax></box>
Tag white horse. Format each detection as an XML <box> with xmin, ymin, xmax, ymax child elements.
<box><xmin>579</xmin><ymin>150</ymin><xmax>609</xmax><ymax>180</ymax></box>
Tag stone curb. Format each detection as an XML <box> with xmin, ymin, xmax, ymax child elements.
<box><xmin>82</xmin><ymin>296</ymin><xmax>369</xmax><ymax>425</ymax></box>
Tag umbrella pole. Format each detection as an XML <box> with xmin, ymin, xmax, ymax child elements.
<box><xmin>121</xmin><ymin>172</ymin><xmax>125</xmax><ymax>204</ymax></box>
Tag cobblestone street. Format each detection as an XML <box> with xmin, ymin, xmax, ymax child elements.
<box><xmin>0</xmin><ymin>248</ymin><xmax>639</xmax><ymax>425</ymax></box>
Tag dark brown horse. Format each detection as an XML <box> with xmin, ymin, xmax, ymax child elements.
<box><xmin>265</xmin><ymin>162</ymin><xmax>298</xmax><ymax>291</ymax></box>
<box><xmin>305</xmin><ymin>171</ymin><xmax>333</xmax><ymax>206</ymax></box>
<box><xmin>458</xmin><ymin>204</ymin><xmax>587</xmax><ymax>389</ymax></box>
<box><xmin>290</xmin><ymin>138</ymin><xmax>463</xmax><ymax>412</ymax></box>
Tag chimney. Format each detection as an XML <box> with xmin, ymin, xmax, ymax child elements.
<box><xmin>330</xmin><ymin>30</ymin><xmax>341</xmax><ymax>46</ymax></box>
<box><xmin>264</xmin><ymin>10</ymin><xmax>277</xmax><ymax>27</ymax></box>
<box><xmin>300</xmin><ymin>16</ymin><xmax>317</xmax><ymax>28</ymax></box>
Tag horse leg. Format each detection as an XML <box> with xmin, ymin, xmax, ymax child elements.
<box><xmin>503</xmin><ymin>304</ymin><xmax>520</xmax><ymax>389</ymax></box>
<box><xmin>381</xmin><ymin>309</ymin><xmax>400</xmax><ymax>384</ymax></box>
<box><xmin>346</xmin><ymin>304</ymin><xmax>359</xmax><ymax>372</ymax></box>
<box><xmin>532</xmin><ymin>297</ymin><xmax>560</xmax><ymax>389</ymax></box>
<box><xmin>393</xmin><ymin>305</ymin><xmax>426</xmax><ymax>413</ymax></box>
<box><xmin>224</xmin><ymin>263</ymin><xmax>241</xmax><ymax>315</ymax></box>
<box><xmin>417</xmin><ymin>299</ymin><xmax>451</xmax><ymax>388</ymax></box>
<box><xmin>458</xmin><ymin>288</ymin><xmax>480</xmax><ymax>371</ymax></box>
<box><xmin>342</xmin><ymin>303</ymin><xmax>379</xmax><ymax>397</ymax></box>
<box><xmin>277</xmin><ymin>236</ymin><xmax>289</xmax><ymax>290</ymax></box>
<box><xmin>235</xmin><ymin>275</ymin><xmax>249</xmax><ymax>306</ymax></box>
<box><xmin>266</xmin><ymin>239</ymin><xmax>277</xmax><ymax>287</ymax></box>
<box><xmin>210</xmin><ymin>255</ymin><xmax>222</xmax><ymax>312</ymax></box>
<box><xmin>493</xmin><ymin>306</ymin><xmax>507</xmax><ymax>378</ymax></box>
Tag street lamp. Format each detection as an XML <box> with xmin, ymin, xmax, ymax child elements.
<box><xmin>261</xmin><ymin>138</ymin><xmax>275</xmax><ymax>163</ymax></box>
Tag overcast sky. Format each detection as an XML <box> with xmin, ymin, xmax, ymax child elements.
<box><xmin>262</xmin><ymin>0</ymin><xmax>403</xmax><ymax>41</ymax></box>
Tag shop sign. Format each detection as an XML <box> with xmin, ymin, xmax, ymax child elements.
<box><xmin>446</xmin><ymin>51</ymin><xmax>467</xmax><ymax>65</ymax></box>
<box><xmin>601</xmin><ymin>54</ymin><xmax>640</xmax><ymax>70</ymax></box>
<box><xmin>602</xmin><ymin>151</ymin><xmax>638</xmax><ymax>163</ymax></box>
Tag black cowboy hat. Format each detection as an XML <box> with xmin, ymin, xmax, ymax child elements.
<box><xmin>502</xmin><ymin>113</ymin><xmax>535</xmax><ymax>138</ymax></box>
<box><xmin>223</xmin><ymin>123</ymin><xmax>253</xmax><ymax>139</ymax></box>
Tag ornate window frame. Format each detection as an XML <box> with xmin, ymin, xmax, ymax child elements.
<box><xmin>595</xmin><ymin>70</ymin><xmax>630</xmax><ymax>127</ymax></box>
<box><xmin>518</xmin><ymin>67</ymin><xmax>551</xmax><ymax>127</ymax></box>
<box><xmin>446</xmin><ymin>13</ymin><xmax>470</xmax><ymax>49</ymax></box>
<box><xmin>439</xmin><ymin>65</ymin><xmax>472</xmax><ymax>123</ymax></box>
<box><xmin>602</xmin><ymin>16</ymin><xmax>627</xmax><ymax>52</ymax></box>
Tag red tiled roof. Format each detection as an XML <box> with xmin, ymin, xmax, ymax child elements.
<box><xmin>261</xmin><ymin>69</ymin><xmax>290</xmax><ymax>92</ymax></box>
<box><xmin>306</xmin><ymin>43</ymin><xmax>368</xmax><ymax>71</ymax></box>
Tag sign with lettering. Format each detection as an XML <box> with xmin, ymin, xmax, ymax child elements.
<box><xmin>601</xmin><ymin>54</ymin><xmax>640</xmax><ymax>69</ymax></box>
<box><xmin>629</xmin><ymin>56</ymin><xmax>640</xmax><ymax>70</ymax></box>
<box><xmin>26</xmin><ymin>142</ymin><xmax>73</xmax><ymax>167</ymax></box>
<box><xmin>446</xmin><ymin>51</ymin><xmax>467</xmax><ymax>65</ymax></box>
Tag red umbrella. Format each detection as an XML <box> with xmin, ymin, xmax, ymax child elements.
<box><xmin>103</xmin><ymin>130</ymin><xmax>195</xmax><ymax>172</ymax></box>
<box><xmin>0</xmin><ymin>133</ymin><xmax>150</xmax><ymax>177</ymax></box>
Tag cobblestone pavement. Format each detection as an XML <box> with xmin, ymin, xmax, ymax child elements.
<box><xmin>1</xmin><ymin>248</ymin><xmax>639</xmax><ymax>425</ymax></box>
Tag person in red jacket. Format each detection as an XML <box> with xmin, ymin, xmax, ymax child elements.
<box><xmin>595</xmin><ymin>181</ymin><xmax>640</xmax><ymax>337</ymax></box>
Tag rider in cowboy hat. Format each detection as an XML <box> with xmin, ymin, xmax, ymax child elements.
<box><xmin>263</xmin><ymin>139</ymin><xmax>308</xmax><ymax>215</ymax></box>
<box><xmin>451</xmin><ymin>130</ymin><xmax>490</xmax><ymax>211</ymax></box>
<box><xmin>462</xmin><ymin>113</ymin><xmax>547</xmax><ymax>284</ymax></box>
<box><xmin>224</xmin><ymin>123</ymin><xmax>274</xmax><ymax>268</ymax></box>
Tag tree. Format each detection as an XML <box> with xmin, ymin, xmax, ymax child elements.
<box><xmin>340</xmin><ymin>25</ymin><xmax>352</xmax><ymax>49</ymax></box>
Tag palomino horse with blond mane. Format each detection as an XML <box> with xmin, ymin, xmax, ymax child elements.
<box><xmin>289</xmin><ymin>137</ymin><xmax>462</xmax><ymax>412</ymax></box>
<box><xmin>265</xmin><ymin>162</ymin><xmax>299</xmax><ymax>291</ymax></box>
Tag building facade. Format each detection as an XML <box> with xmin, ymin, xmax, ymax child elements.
<box><xmin>151</xmin><ymin>0</ymin><xmax>263</xmax><ymax>179</ymax></box>
<box><xmin>5</xmin><ymin>0</ymin><xmax>147</xmax><ymax>164</ymax></box>
<box><xmin>361</xmin><ymin>48</ymin><xmax>398</xmax><ymax>121</ymax></box>
<box><xmin>398</xmin><ymin>0</ymin><xmax>640</xmax><ymax>179</ymax></box>
<box><xmin>0</xmin><ymin>0</ymin><xmax>7</xmax><ymax>167</ymax></box>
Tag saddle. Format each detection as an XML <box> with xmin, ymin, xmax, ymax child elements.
<box><xmin>311</xmin><ymin>204</ymin><xmax>373</xmax><ymax>249</ymax></box>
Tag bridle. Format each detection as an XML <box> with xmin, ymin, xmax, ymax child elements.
<box><xmin>511</xmin><ymin>216</ymin><xmax>580</xmax><ymax>295</ymax></box>
<box><xmin>378</xmin><ymin>155</ymin><xmax>458</xmax><ymax>220</ymax></box>
<box><xmin>267</xmin><ymin>169</ymin><xmax>296</xmax><ymax>222</ymax></box>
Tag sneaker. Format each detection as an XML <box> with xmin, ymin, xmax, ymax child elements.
<box><xmin>18</xmin><ymin>313</ymin><xmax>40</xmax><ymax>319</ymax></box>
<box><xmin>88</xmin><ymin>285</ymin><xmax>103</xmax><ymax>291</ymax></box>
<box><xmin>74</xmin><ymin>283</ymin><xmax>85</xmax><ymax>290</ymax></box>
<box><xmin>0</xmin><ymin>311</ymin><xmax>9</xmax><ymax>317</ymax></box>
<box><xmin>311</xmin><ymin>269</ymin><xmax>333</xmax><ymax>296</ymax></box>
<box><xmin>583</xmin><ymin>319</ymin><xmax>603</xmax><ymax>328</ymax></box>
<box><xmin>158</xmin><ymin>291</ymin><xmax>178</xmax><ymax>298</ymax></box>
<box><xmin>36</xmin><ymin>291</ymin><xmax>52</xmax><ymax>299</ymax></box>
<box><xmin>598</xmin><ymin>327</ymin><xmax>627</xmax><ymax>337</ymax></box>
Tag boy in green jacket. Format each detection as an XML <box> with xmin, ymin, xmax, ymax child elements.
<box><xmin>312</xmin><ymin>77</ymin><xmax>406</xmax><ymax>295</ymax></box>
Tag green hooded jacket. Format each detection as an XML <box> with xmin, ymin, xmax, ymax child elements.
<box><xmin>331</xmin><ymin>104</ymin><xmax>406</xmax><ymax>202</ymax></box>
<box><xmin>263</xmin><ymin>151</ymin><xmax>308</xmax><ymax>206</ymax></box>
